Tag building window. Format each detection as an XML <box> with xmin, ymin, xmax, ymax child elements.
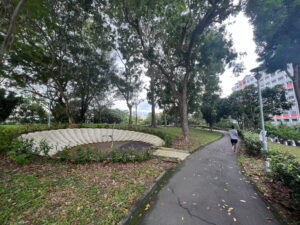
<box><xmin>292</xmin><ymin>119</ymin><xmax>297</xmax><ymax>122</ymax></box>
<box><xmin>289</xmin><ymin>96</ymin><xmax>295</xmax><ymax>100</ymax></box>
<box><xmin>287</xmin><ymin>81</ymin><xmax>292</xmax><ymax>85</ymax></box>
<box><xmin>278</xmin><ymin>77</ymin><xmax>284</xmax><ymax>81</ymax></box>
<box><xmin>266</xmin><ymin>82</ymin><xmax>270</xmax><ymax>86</ymax></box>
<box><xmin>284</xmin><ymin>119</ymin><xmax>290</xmax><ymax>122</ymax></box>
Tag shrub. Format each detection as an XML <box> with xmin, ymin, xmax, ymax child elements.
<box><xmin>242</xmin><ymin>131</ymin><xmax>262</xmax><ymax>156</ymax></box>
<box><xmin>265</xmin><ymin>122</ymin><xmax>300</xmax><ymax>140</ymax></box>
<box><xmin>267</xmin><ymin>150</ymin><xmax>300</xmax><ymax>208</ymax></box>
<box><xmin>108</xmin><ymin>148</ymin><xmax>152</xmax><ymax>163</ymax></box>
<box><xmin>7</xmin><ymin>138</ymin><xmax>52</xmax><ymax>164</ymax></box>
<box><xmin>57</xmin><ymin>146</ymin><xmax>152</xmax><ymax>163</ymax></box>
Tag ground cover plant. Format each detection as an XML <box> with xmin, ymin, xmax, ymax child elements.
<box><xmin>269</xmin><ymin>142</ymin><xmax>300</xmax><ymax>161</ymax></box>
<box><xmin>238</xmin><ymin>137</ymin><xmax>300</xmax><ymax>224</ymax></box>
<box><xmin>0</xmin><ymin>157</ymin><xmax>176</xmax><ymax>225</ymax></box>
<box><xmin>0</xmin><ymin>124</ymin><xmax>223</xmax><ymax>224</ymax></box>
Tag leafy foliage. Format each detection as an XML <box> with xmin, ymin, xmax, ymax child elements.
<box><xmin>267</xmin><ymin>150</ymin><xmax>300</xmax><ymax>208</ymax></box>
<box><xmin>246</xmin><ymin>0</ymin><xmax>300</xmax><ymax>112</ymax></box>
<box><xmin>7</xmin><ymin>138</ymin><xmax>51</xmax><ymax>164</ymax></box>
<box><xmin>241</xmin><ymin>131</ymin><xmax>262</xmax><ymax>156</ymax></box>
<box><xmin>0</xmin><ymin>88</ymin><xmax>22</xmax><ymax>122</ymax></box>
<box><xmin>265</xmin><ymin>122</ymin><xmax>300</xmax><ymax>140</ymax></box>
<box><xmin>222</xmin><ymin>85</ymin><xmax>291</xmax><ymax>129</ymax></box>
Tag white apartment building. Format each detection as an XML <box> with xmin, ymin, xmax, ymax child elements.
<box><xmin>232</xmin><ymin>71</ymin><xmax>300</xmax><ymax>125</ymax></box>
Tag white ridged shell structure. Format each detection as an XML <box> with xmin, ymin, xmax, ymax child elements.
<box><xmin>20</xmin><ymin>128</ymin><xmax>165</xmax><ymax>156</ymax></box>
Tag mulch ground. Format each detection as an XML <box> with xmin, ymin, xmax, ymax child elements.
<box><xmin>239</xmin><ymin>152</ymin><xmax>300</xmax><ymax>225</ymax></box>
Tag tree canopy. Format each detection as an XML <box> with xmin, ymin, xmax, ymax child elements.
<box><xmin>246</xmin><ymin>0</ymin><xmax>300</xmax><ymax>112</ymax></box>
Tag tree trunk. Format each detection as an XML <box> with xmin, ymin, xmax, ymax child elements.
<box><xmin>150</xmin><ymin>75</ymin><xmax>157</xmax><ymax>127</ymax></box>
<box><xmin>135</xmin><ymin>104</ymin><xmax>138</xmax><ymax>125</ymax></box>
<box><xmin>0</xmin><ymin>0</ymin><xmax>27</xmax><ymax>64</ymax></box>
<box><xmin>163</xmin><ymin>106</ymin><xmax>167</xmax><ymax>126</ymax></box>
<box><xmin>292</xmin><ymin>63</ymin><xmax>300</xmax><ymax>113</ymax></box>
<box><xmin>128</xmin><ymin>104</ymin><xmax>132</xmax><ymax>125</ymax></box>
<box><xmin>178</xmin><ymin>87</ymin><xmax>189</xmax><ymax>142</ymax></box>
<box><xmin>63</xmin><ymin>98</ymin><xmax>74</xmax><ymax>124</ymax></box>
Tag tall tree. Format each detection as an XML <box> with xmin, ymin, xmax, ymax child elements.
<box><xmin>2</xmin><ymin>0</ymin><xmax>113</xmax><ymax>124</ymax></box>
<box><xmin>225</xmin><ymin>85</ymin><xmax>292</xmax><ymax>129</ymax></box>
<box><xmin>246</xmin><ymin>0</ymin><xmax>300</xmax><ymax>112</ymax></box>
<box><xmin>0</xmin><ymin>88</ymin><xmax>22</xmax><ymax>122</ymax></box>
<box><xmin>0</xmin><ymin>0</ymin><xmax>27</xmax><ymax>64</ymax></box>
<box><xmin>111</xmin><ymin>27</ymin><xmax>143</xmax><ymax>125</ymax></box>
<box><xmin>111</xmin><ymin>0</ymin><xmax>241</xmax><ymax>141</ymax></box>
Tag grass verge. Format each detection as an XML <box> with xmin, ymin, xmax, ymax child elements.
<box><xmin>0</xmin><ymin>157</ymin><xmax>176</xmax><ymax>225</ymax></box>
<box><xmin>238</xmin><ymin>151</ymin><xmax>300</xmax><ymax>225</ymax></box>
<box><xmin>156</xmin><ymin>127</ymin><xmax>222</xmax><ymax>151</ymax></box>
<box><xmin>268</xmin><ymin>142</ymin><xmax>300</xmax><ymax>161</ymax></box>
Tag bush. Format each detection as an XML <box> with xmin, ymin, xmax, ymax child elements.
<box><xmin>265</xmin><ymin>122</ymin><xmax>300</xmax><ymax>140</ymax></box>
<box><xmin>7</xmin><ymin>138</ymin><xmax>52</xmax><ymax>164</ymax></box>
<box><xmin>267</xmin><ymin>150</ymin><xmax>300</xmax><ymax>208</ymax></box>
<box><xmin>57</xmin><ymin>146</ymin><xmax>152</xmax><ymax>163</ymax></box>
<box><xmin>242</xmin><ymin>131</ymin><xmax>262</xmax><ymax>156</ymax></box>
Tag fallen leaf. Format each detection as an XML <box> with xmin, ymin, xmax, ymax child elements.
<box><xmin>240</xmin><ymin>200</ymin><xmax>246</xmax><ymax>203</ymax></box>
<box><xmin>228</xmin><ymin>207</ymin><xmax>234</xmax><ymax>212</ymax></box>
<box><xmin>192</xmin><ymin>202</ymin><xmax>197</xmax><ymax>206</ymax></box>
<box><xmin>233</xmin><ymin>217</ymin><xmax>237</xmax><ymax>222</ymax></box>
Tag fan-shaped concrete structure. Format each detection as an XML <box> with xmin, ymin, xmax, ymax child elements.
<box><xmin>20</xmin><ymin>128</ymin><xmax>165</xmax><ymax>156</ymax></box>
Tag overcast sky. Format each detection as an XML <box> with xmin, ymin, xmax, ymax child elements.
<box><xmin>113</xmin><ymin>12</ymin><xmax>259</xmax><ymax>114</ymax></box>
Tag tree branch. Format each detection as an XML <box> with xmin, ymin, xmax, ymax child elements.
<box><xmin>0</xmin><ymin>0</ymin><xmax>27</xmax><ymax>64</ymax></box>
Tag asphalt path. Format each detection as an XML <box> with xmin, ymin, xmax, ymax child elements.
<box><xmin>139</xmin><ymin>132</ymin><xmax>281</xmax><ymax>225</ymax></box>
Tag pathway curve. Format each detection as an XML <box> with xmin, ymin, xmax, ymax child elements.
<box><xmin>139</xmin><ymin>132</ymin><xmax>281</xmax><ymax>225</ymax></box>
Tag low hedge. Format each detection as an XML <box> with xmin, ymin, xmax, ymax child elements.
<box><xmin>240</xmin><ymin>131</ymin><xmax>262</xmax><ymax>156</ymax></box>
<box><xmin>265</xmin><ymin>122</ymin><xmax>300</xmax><ymax>141</ymax></box>
<box><xmin>267</xmin><ymin>150</ymin><xmax>300</xmax><ymax>208</ymax></box>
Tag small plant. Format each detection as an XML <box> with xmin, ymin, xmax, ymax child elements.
<box><xmin>7</xmin><ymin>138</ymin><xmax>52</xmax><ymax>164</ymax></box>
<box><xmin>7</xmin><ymin>138</ymin><xmax>35</xmax><ymax>164</ymax></box>
<box><xmin>108</xmin><ymin>148</ymin><xmax>152</xmax><ymax>163</ymax></box>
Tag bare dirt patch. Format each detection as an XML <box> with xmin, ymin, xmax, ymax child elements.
<box><xmin>171</xmin><ymin>136</ymin><xmax>201</xmax><ymax>151</ymax></box>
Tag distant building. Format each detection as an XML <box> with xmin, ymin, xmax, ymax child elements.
<box><xmin>232</xmin><ymin>71</ymin><xmax>299</xmax><ymax>125</ymax></box>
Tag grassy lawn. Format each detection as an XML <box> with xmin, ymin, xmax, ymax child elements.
<box><xmin>157</xmin><ymin>127</ymin><xmax>222</xmax><ymax>151</ymax></box>
<box><xmin>0</xmin><ymin>124</ymin><xmax>221</xmax><ymax>224</ymax></box>
<box><xmin>268</xmin><ymin>142</ymin><xmax>300</xmax><ymax>160</ymax></box>
<box><xmin>0</xmin><ymin>158</ymin><xmax>175</xmax><ymax>225</ymax></box>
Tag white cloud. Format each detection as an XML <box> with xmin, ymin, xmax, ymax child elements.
<box><xmin>220</xmin><ymin>12</ymin><xmax>259</xmax><ymax>97</ymax></box>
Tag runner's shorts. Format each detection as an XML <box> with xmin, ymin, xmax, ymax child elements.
<box><xmin>231</xmin><ymin>139</ymin><xmax>238</xmax><ymax>145</ymax></box>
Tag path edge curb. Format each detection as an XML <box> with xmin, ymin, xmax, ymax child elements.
<box><xmin>237</xmin><ymin>141</ymin><xmax>288</xmax><ymax>225</ymax></box>
<box><xmin>118</xmin><ymin>164</ymin><xmax>178</xmax><ymax>225</ymax></box>
<box><xmin>119</xmin><ymin>130</ymin><xmax>225</xmax><ymax>225</ymax></box>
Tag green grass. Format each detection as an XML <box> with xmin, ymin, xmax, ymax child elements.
<box><xmin>268</xmin><ymin>142</ymin><xmax>300</xmax><ymax>161</ymax></box>
<box><xmin>156</xmin><ymin>127</ymin><xmax>222</xmax><ymax>151</ymax></box>
<box><xmin>0</xmin><ymin>159</ymin><xmax>174</xmax><ymax>225</ymax></box>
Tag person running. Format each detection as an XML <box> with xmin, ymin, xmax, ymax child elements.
<box><xmin>229</xmin><ymin>125</ymin><xmax>238</xmax><ymax>152</ymax></box>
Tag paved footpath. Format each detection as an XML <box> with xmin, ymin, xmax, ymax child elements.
<box><xmin>139</xmin><ymin>132</ymin><xmax>281</xmax><ymax>225</ymax></box>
